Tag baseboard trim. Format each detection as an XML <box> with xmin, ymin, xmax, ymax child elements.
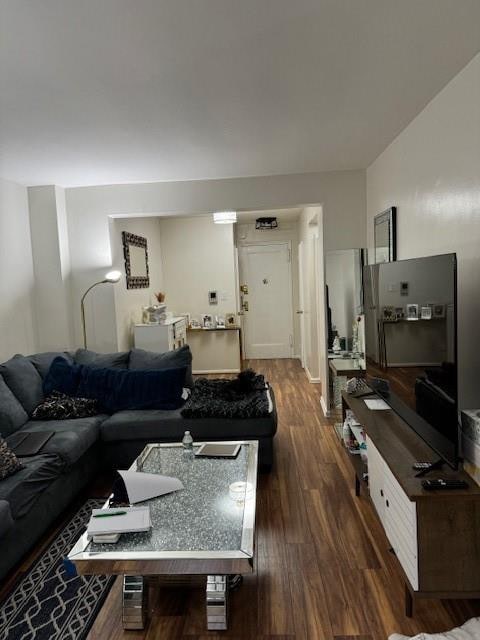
<box><xmin>320</xmin><ymin>395</ymin><xmax>330</xmax><ymax>417</ymax></box>
<box><xmin>193</xmin><ymin>369</ymin><xmax>241</xmax><ymax>374</ymax></box>
<box><xmin>305</xmin><ymin>367</ymin><xmax>321</xmax><ymax>384</ymax></box>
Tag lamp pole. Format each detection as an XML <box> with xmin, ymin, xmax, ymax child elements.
<box><xmin>80</xmin><ymin>280</ymin><xmax>108</xmax><ymax>349</ymax></box>
<box><xmin>80</xmin><ymin>271</ymin><xmax>121</xmax><ymax>348</ymax></box>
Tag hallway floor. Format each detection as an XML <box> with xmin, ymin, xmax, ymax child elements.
<box><xmin>86</xmin><ymin>358</ymin><xmax>480</xmax><ymax>639</ymax></box>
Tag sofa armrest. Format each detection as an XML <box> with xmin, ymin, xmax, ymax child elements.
<box><xmin>0</xmin><ymin>500</ymin><xmax>14</xmax><ymax>538</ymax></box>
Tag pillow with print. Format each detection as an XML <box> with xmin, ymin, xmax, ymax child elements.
<box><xmin>32</xmin><ymin>391</ymin><xmax>100</xmax><ymax>420</ymax></box>
<box><xmin>0</xmin><ymin>437</ymin><xmax>23</xmax><ymax>480</ymax></box>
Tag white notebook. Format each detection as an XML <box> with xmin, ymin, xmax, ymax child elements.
<box><xmin>87</xmin><ymin>506</ymin><xmax>151</xmax><ymax>538</ymax></box>
<box><xmin>364</xmin><ymin>398</ymin><xmax>390</xmax><ymax>410</ymax></box>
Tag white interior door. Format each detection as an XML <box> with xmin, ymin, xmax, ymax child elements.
<box><xmin>239</xmin><ymin>243</ymin><xmax>294</xmax><ymax>359</ymax></box>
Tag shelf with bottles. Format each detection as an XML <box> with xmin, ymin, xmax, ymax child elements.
<box><xmin>340</xmin><ymin>410</ymin><xmax>368</xmax><ymax>484</ymax></box>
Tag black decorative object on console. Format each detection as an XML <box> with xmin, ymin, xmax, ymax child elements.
<box><xmin>255</xmin><ymin>217</ymin><xmax>278</xmax><ymax>230</ymax></box>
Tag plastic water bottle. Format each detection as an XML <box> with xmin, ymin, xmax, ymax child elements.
<box><xmin>182</xmin><ymin>430</ymin><xmax>193</xmax><ymax>451</ymax></box>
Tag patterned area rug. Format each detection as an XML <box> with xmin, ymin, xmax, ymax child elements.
<box><xmin>0</xmin><ymin>498</ymin><xmax>114</xmax><ymax>640</ymax></box>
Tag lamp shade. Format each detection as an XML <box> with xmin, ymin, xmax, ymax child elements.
<box><xmin>213</xmin><ymin>211</ymin><xmax>237</xmax><ymax>224</ymax></box>
<box><xmin>105</xmin><ymin>270</ymin><xmax>122</xmax><ymax>283</ymax></box>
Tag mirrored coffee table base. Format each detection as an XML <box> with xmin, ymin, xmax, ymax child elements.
<box><xmin>122</xmin><ymin>573</ymin><xmax>244</xmax><ymax>631</ymax></box>
<box><xmin>206</xmin><ymin>575</ymin><xmax>228</xmax><ymax>631</ymax></box>
<box><xmin>122</xmin><ymin>575</ymin><xmax>148</xmax><ymax>630</ymax></box>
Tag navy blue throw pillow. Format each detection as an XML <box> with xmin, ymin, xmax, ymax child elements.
<box><xmin>129</xmin><ymin>346</ymin><xmax>194</xmax><ymax>388</ymax></box>
<box><xmin>77</xmin><ymin>366</ymin><xmax>187</xmax><ymax>413</ymax></box>
<box><xmin>43</xmin><ymin>357</ymin><xmax>84</xmax><ymax>397</ymax></box>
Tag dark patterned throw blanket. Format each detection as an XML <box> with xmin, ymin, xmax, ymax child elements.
<box><xmin>181</xmin><ymin>369</ymin><xmax>270</xmax><ymax>419</ymax></box>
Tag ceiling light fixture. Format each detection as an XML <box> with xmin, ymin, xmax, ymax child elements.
<box><xmin>213</xmin><ymin>211</ymin><xmax>237</xmax><ymax>224</ymax></box>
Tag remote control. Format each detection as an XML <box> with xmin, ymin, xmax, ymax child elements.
<box><xmin>421</xmin><ymin>479</ymin><xmax>468</xmax><ymax>491</ymax></box>
<box><xmin>412</xmin><ymin>462</ymin><xmax>432</xmax><ymax>470</ymax></box>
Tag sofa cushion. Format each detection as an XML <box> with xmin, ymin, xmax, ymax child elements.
<box><xmin>129</xmin><ymin>346</ymin><xmax>194</xmax><ymax>388</ymax></box>
<box><xmin>28</xmin><ymin>351</ymin><xmax>74</xmax><ymax>379</ymax></box>
<box><xmin>0</xmin><ymin>355</ymin><xmax>43</xmax><ymax>414</ymax></box>
<box><xmin>77</xmin><ymin>366</ymin><xmax>187</xmax><ymax>412</ymax></box>
<box><xmin>100</xmin><ymin>408</ymin><xmax>277</xmax><ymax>442</ymax></box>
<box><xmin>0</xmin><ymin>375</ymin><xmax>28</xmax><ymax>437</ymax></box>
<box><xmin>0</xmin><ymin>453</ymin><xmax>64</xmax><ymax>519</ymax></box>
<box><xmin>11</xmin><ymin>415</ymin><xmax>106</xmax><ymax>466</ymax></box>
<box><xmin>0</xmin><ymin>500</ymin><xmax>14</xmax><ymax>538</ymax></box>
<box><xmin>0</xmin><ymin>436</ymin><xmax>23</xmax><ymax>480</ymax></box>
<box><xmin>43</xmin><ymin>356</ymin><xmax>84</xmax><ymax>396</ymax></box>
<box><xmin>74</xmin><ymin>348</ymin><xmax>129</xmax><ymax>369</ymax></box>
<box><xmin>32</xmin><ymin>392</ymin><xmax>99</xmax><ymax>420</ymax></box>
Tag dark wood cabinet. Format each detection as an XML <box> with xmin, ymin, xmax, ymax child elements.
<box><xmin>342</xmin><ymin>391</ymin><xmax>480</xmax><ymax>615</ymax></box>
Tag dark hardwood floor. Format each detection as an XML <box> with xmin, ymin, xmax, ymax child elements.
<box><xmin>2</xmin><ymin>359</ymin><xmax>479</xmax><ymax>638</ymax></box>
<box><xmin>88</xmin><ymin>359</ymin><xmax>479</xmax><ymax>638</ymax></box>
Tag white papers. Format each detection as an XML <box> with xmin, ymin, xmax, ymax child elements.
<box><xmin>87</xmin><ymin>506</ymin><xmax>151</xmax><ymax>538</ymax></box>
<box><xmin>118</xmin><ymin>470</ymin><xmax>184</xmax><ymax>504</ymax></box>
<box><xmin>364</xmin><ymin>398</ymin><xmax>390</xmax><ymax>411</ymax></box>
<box><xmin>92</xmin><ymin>533</ymin><xmax>121</xmax><ymax>544</ymax></box>
<box><xmin>266</xmin><ymin>387</ymin><xmax>273</xmax><ymax>413</ymax></box>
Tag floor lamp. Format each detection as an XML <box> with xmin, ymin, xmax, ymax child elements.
<box><xmin>80</xmin><ymin>270</ymin><xmax>122</xmax><ymax>348</ymax></box>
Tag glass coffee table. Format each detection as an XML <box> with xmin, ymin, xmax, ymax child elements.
<box><xmin>68</xmin><ymin>441</ymin><xmax>258</xmax><ymax>631</ymax></box>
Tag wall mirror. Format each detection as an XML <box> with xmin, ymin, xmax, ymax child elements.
<box><xmin>325</xmin><ymin>248</ymin><xmax>366</xmax><ymax>354</ymax></box>
<box><xmin>325</xmin><ymin>248</ymin><xmax>367</xmax><ymax>411</ymax></box>
<box><xmin>374</xmin><ymin>206</ymin><xmax>396</xmax><ymax>263</ymax></box>
<box><xmin>122</xmin><ymin>231</ymin><xmax>150</xmax><ymax>289</ymax></box>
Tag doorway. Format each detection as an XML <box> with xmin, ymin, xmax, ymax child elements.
<box><xmin>238</xmin><ymin>243</ymin><xmax>294</xmax><ymax>359</ymax></box>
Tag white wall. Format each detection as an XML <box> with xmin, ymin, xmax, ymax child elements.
<box><xmin>65</xmin><ymin>194</ymin><xmax>118</xmax><ymax>353</ymax></box>
<box><xmin>0</xmin><ymin>178</ymin><xmax>36</xmax><ymax>360</ymax></box>
<box><xmin>236</xmin><ymin>220</ymin><xmax>300</xmax><ymax>356</ymax></box>
<box><xmin>159</xmin><ymin>215</ymin><xmax>240</xmax><ymax>372</ymax></box>
<box><xmin>28</xmin><ymin>185</ymin><xmax>73</xmax><ymax>351</ymax></box>
<box><xmin>366</xmin><ymin>52</ymin><xmax>480</xmax><ymax>409</ymax></box>
<box><xmin>109</xmin><ymin>217</ymin><xmax>164</xmax><ymax>351</ymax></box>
<box><xmin>159</xmin><ymin>216</ymin><xmax>237</xmax><ymax>319</ymax></box>
<box><xmin>65</xmin><ymin>170</ymin><xmax>365</xmax><ymax>351</ymax></box>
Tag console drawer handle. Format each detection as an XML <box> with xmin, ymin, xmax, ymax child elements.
<box><xmin>386</xmin><ymin>499</ymin><xmax>389</xmax><ymax>508</ymax></box>
<box><xmin>380</xmin><ymin>489</ymin><xmax>384</xmax><ymax>497</ymax></box>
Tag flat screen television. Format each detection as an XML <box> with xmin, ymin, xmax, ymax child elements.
<box><xmin>363</xmin><ymin>253</ymin><xmax>458</xmax><ymax>468</ymax></box>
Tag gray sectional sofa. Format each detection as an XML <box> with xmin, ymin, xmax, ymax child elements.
<box><xmin>0</xmin><ymin>348</ymin><xmax>277</xmax><ymax>581</ymax></box>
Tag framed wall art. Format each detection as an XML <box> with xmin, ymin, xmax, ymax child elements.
<box><xmin>122</xmin><ymin>231</ymin><xmax>150</xmax><ymax>289</ymax></box>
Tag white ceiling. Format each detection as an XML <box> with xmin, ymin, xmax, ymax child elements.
<box><xmin>1</xmin><ymin>0</ymin><xmax>480</xmax><ymax>187</ymax></box>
